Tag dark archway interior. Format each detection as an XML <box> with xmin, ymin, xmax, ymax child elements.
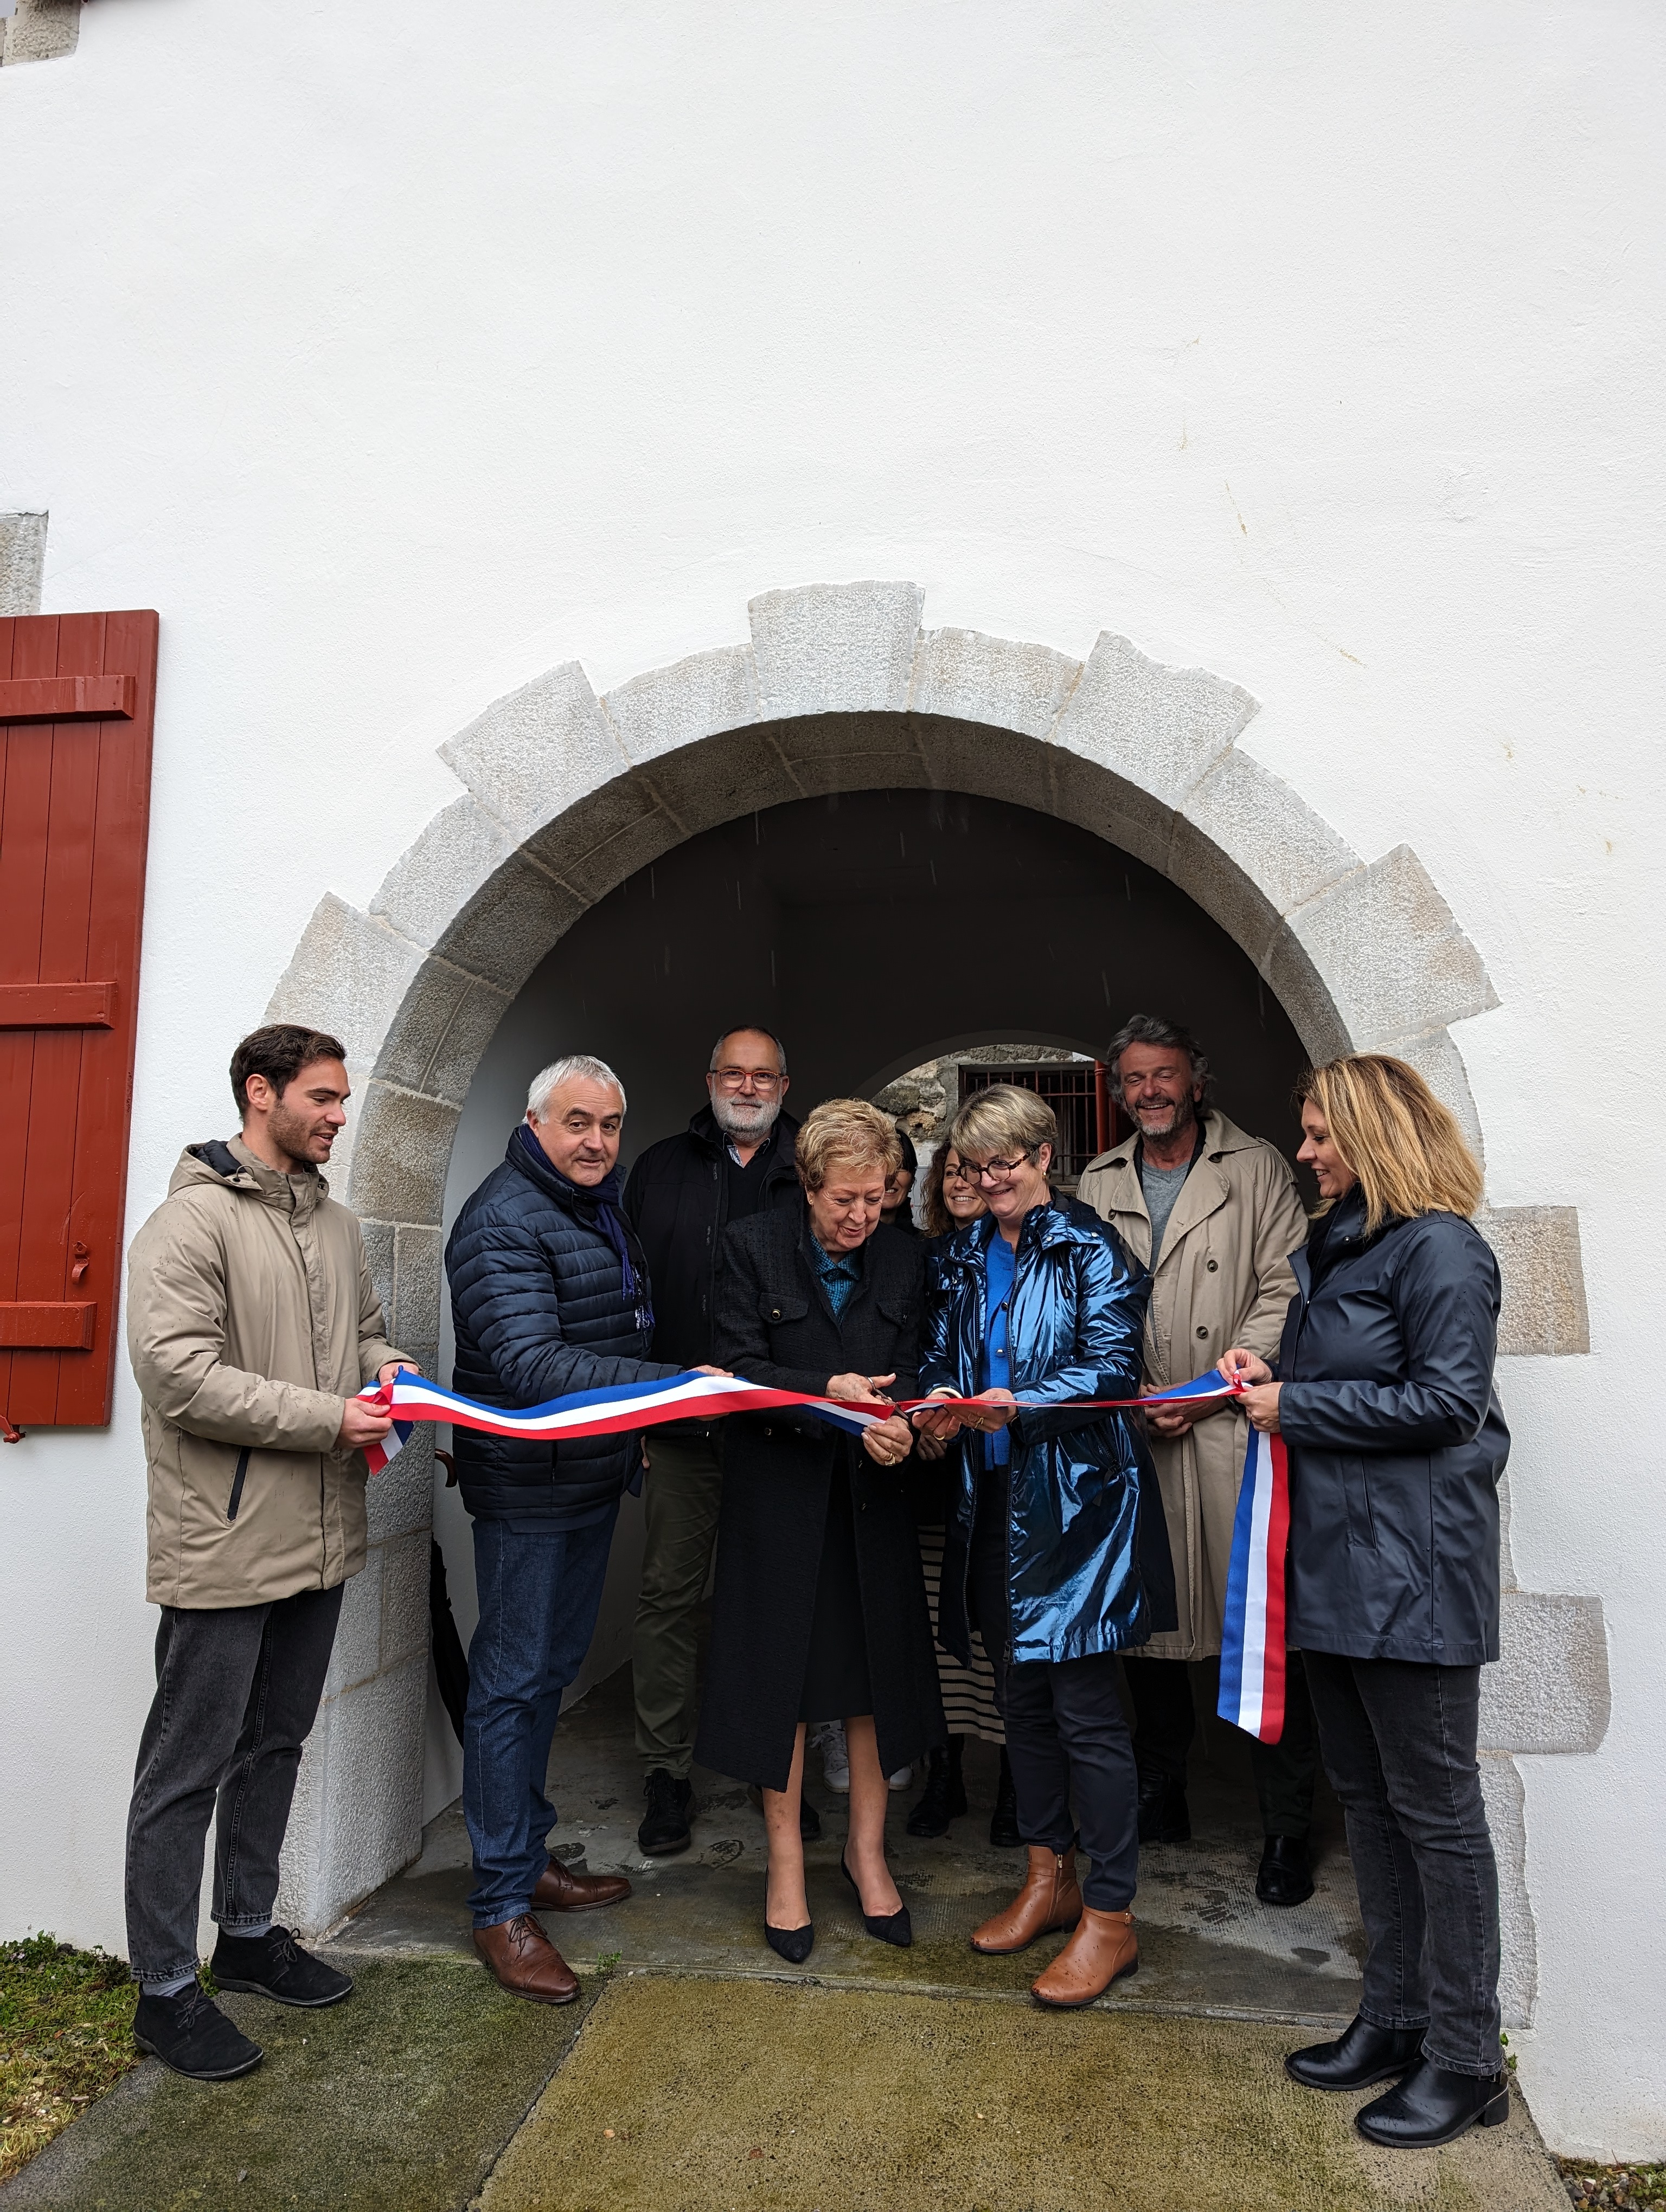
<box><xmin>448</xmin><ymin>787</ymin><xmax>1313</xmax><ymax>1197</ymax></box>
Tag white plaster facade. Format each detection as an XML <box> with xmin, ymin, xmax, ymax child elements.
<box><xmin>1</xmin><ymin>0</ymin><xmax>1661</xmax><ymax>2160</ymax></box>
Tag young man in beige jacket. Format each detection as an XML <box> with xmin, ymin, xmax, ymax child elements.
<box><xmin>1077</xmin><ymin>1014</ymin><xmax>1319</xmax><ymax>1906</ymax></box>
<box><xmin>123</xmin><ymin>1025</ymin><xmax>412</xmax><ymax>2081</ymax></box>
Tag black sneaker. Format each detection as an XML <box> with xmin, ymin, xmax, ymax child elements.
<box><xmin>1136</xmin><ymin>1773</ymin><xmax>1191</xmax><ymax>1844</ymax></box>
<box><xmin>638</xmin><ymin>1768</ymin><xmax>695</xmax><ymax>1855</ymax></box>
<box><xmin>133</xmin><ymin>1983</ymin><xmax>263</xmax><ymax>2081</ymax></box>
<box><xmin>210</xmin><ymin>1926</ymin><xmax>353</xmax><ymax>2008</ymax></box>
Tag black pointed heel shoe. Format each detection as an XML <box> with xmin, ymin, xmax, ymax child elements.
<box><xmin>841</xmin><ymin>1853</ymin><xmax>912</xmax><ymax>1948</ymax></box>
<box><xmin>1355</xmin><ymin>2059</ymin><xmax>1510</xmax><ymax>2148</ymax></box>
<box><xmin>764</xmin><ymin>1920</ymin><xmax>815</xmax><ymax>1965</ymax></box>
<box><xmin>1286</xmin><ymin>2015</ymin><xmax>1428</xmax><ymax>2091</ymax></box>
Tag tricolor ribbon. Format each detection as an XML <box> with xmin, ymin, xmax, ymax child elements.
<box><xmin>356</xmin><ymin>1363</ymin><xmax>1245</xmax><ymax>1473</ymax></box>
<box><xmin>1217</xmin><ymin>1423</ymin><xmax>1290</xmax><ymax>1744</ymax></box>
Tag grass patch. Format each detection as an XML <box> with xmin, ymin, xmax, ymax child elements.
<box><xmin>1</xmin><ymin>1935</ymin><xmax>139</xmax><ymax>2182</ymax></box>
<box><xmin>1560</xmin><ymin>2165</ymin><xmax>1666</xmax><ymax>2210</ymax></box>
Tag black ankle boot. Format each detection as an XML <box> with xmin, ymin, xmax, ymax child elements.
<box><xmin>1136</xmin><ymin>1770</ymin><xmax>1190</xmax><ymax>1844</ymax></box>
<box><xmin>1355</xmin><ymin>2058</ymin><xmax>1510</xmax><ymax>2147</ymax></box>
<box><xmin>1286</xmin><ymin>2015</ymin><xmax>1427</xmax><ymax>2092</ymax></box>
<box><xmin>907</xmin><ymin>1738</ymin><xmax>967</xmax><ymax>1837</ymax></box>
<box><xmin>1256</xmin><ymin>1833</ymin><xmax>1314</xmax><ymax>1907</ymax></box>
<box><xmin>989</xmin><ymin>1748</ymin><xmax>1021</xmax><ymax>1847</ymax></box>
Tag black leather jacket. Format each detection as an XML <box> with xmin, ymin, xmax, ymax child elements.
<box><xmin>1277</xmin><ymin>1190</ymin><xmax>1509</xmax><ymax>1666</ymax></box>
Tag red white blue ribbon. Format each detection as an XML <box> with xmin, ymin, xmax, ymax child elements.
<box><xmin>1218</xmin><ymin>1424</ymin><xmax>1290</xmax><ymax>1744</ymax></box>
<box><xmin>358</xmin><ymin>1364</ymin><xmax>1244</xmax><ymax>1475</ymax></box>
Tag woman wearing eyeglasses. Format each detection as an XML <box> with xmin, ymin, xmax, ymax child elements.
<box><xmin>916</xmin><ymin>1084</ymin><xmax>1167</xmax><ymax>2009</ymax></box>
<box><xmin>696</xmin><ymin>1099</ymin><xmax>944</xmax><ymax>1964</ymax></box>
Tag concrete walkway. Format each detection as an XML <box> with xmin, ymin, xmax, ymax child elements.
<box><xmin>1</xmin><ymin>1669</ymin><xmax>1571</xmax><ymax>2210</ymax></box>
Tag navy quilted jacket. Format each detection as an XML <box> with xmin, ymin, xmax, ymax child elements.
<box><xmin>445</xmin><ymin>1127</ymin><xmax>682</xmax><ymax>1526</ymax></box>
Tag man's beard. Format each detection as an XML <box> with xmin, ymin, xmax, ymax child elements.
<box><xmin>267</xmin><ymin>1102</ymin><xmax>332</xmax><ymax>1166</ymax></box>
<box><xmin>712</xmin><ymin>1094</ymin><xmax>780</xmax><ymax>1143</ymax></box>
<box><xmin>1135</xmin><ymin>1094</ymin><xmax>1195</xmax><ymax>1141</ymax></box>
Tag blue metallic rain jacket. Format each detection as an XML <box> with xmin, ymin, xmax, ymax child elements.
<box><xmin>922</xmin><ymin>1203</ymin><xmax>1174</xmax><ymax>1668</ymax></box>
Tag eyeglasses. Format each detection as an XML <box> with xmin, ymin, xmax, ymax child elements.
<box><xmin>957</xmin><ymin>1154</ymin><xmax>1034</xmax><ymax>1184</ymax></box>
<box><xmin>712</xmin><ymin>1067</ymin><xmax>783</xmax><ymax>1091</ymax></box>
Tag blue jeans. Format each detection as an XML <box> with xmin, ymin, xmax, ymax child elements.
<box><xmin>464</xmin><ymin>1508</ymin><xmax>618</xmax><ymax>1928</ymax></box>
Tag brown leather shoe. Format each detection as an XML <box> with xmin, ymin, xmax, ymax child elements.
<box><xmin>532</xmin><ymin>1856</ymin><xmax>632</xmax><ymax>1912</ymax></box>
<box><xmin>1030</xmin><ymin>1906</ymin><xmax>1138</xmax><ymax>2008</ymax></box>
<box><xmin>970</xmin><ymin>1847</ymin><xmax>1083</xmax><ymax>1954</ymax></box>
<box><xmin>472</xmin><ymin>1914</ymin><xmax>580</xmax><ymax>2004</ymax></box>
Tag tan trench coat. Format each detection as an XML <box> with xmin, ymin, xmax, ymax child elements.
<box><xmin>127</xmin><ymin>1136</ymin><xmax>403</xmax><ymax>1609</ymax></box>
<box><xmin>1076</xmin><ymin>1110</ymin><xmax>1307</xmax><ymax>1658</ymax></box>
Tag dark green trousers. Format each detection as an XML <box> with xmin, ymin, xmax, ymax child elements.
<box><xmin>1122</xmin><ymin>1650</ymin><xmax>1319</xmax><ymax>1836</ymax></box>
<box><xmin>631</xmin><ymin>1429</ymin><xmax>725</xmax><ymax>1781</ymax></box>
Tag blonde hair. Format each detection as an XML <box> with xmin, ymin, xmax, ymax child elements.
<box><xmin>1299</xmin><ymin>1055</ymin><xmax>1483</xmax><ymax>1233</ymax></box>
<box><xmin>950</xmin><ymin>1084</ymin><xmax>1058</xmax><ymax>1172</ymax></box>
<box><xmin>796</xmin><ymin>1098</ymin><xmax>904</xmax><ymax>1193</ymax></box>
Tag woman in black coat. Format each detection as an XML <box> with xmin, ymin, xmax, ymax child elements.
<box><xmin>696</xmin><ymin>1099</ymin><xmax>945</xmax><ymax>1963</ymax></box>
<box><xmin>1222</xmin><ymin>1053</ymin><xmax>1510</xmax><ymax>2152</ymax></box>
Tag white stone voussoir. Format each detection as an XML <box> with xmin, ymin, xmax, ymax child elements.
<box><xmin>1481</xmin><ymin>1207</ymin><xmax>1592</xmax><ymax>1358</ymax></box>
<box><xmin>440</xmin><ymin>661</ymin><xmax>627</xmax><ymax>846</ymax></box>
<box><xmin>1480</xmin><ymin>1592</ymin><xmax>1611</xmax><ymax>1756</ymax></box>
<box><xmin>0</xmin><ymin>512</ymin><xmax>48</xmax><ymax>615</ymax></box>
<box><xmin>908</xmin><ymin>627</ymin><xmax>1084</xmax><ymax>741</ymax></box>
<box><xmin>1052</xmin><ymin>631</ymin><xmax>1260</xmax><ymax>809</ymax></box>
<box><xmin>748</xmin><ymin>581</ymin><xmax>925</xmax><ymax>719</ymax></box>
<box><xmin>603</xmin><ymin>643</ymin><xmax>760</xmax><ymax>766</ymax></box>
<box><xmin>1290</xmin><ymin>843</ymin><xmax>1500</xmax><ymax>1052</ymax></box>
<box><xmin>265</xmin><ymin>893</ymin><xmax>427</xmax><ymax>1081</ymax></box>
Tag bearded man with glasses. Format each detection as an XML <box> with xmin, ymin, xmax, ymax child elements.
<box><xmin>621</xmin><ymin>1026</ymin><xmax>801</xmax><ymax>1856</ymax></box>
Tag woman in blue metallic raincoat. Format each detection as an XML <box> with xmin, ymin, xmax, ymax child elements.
<box><xmin>916</xmin><ymin>1083</ymin><xmax>1171</xmax><ymax>2010</ymax></box>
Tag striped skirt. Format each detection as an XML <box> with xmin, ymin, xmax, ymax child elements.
<box><xmin>917</xmin><ymin>1522</ymin><xmax>1004</xmax><ymax>1746</ymax></box>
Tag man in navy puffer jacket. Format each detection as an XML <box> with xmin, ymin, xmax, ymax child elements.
<box><xmin>446</xmin><ymin>1053</ymin><xmax>715</xmax><ymax>2004</ymax></box>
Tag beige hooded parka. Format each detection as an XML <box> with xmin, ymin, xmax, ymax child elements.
<box><xmin>1076</xmin><ymin>1109</ymin><xmax>1308</xmax><ymax>1658</ymax></box>
<box><xmin>126</xmin><ymin>1136</ymin><xmax>404</xmax><ymax>1609</ymax></box>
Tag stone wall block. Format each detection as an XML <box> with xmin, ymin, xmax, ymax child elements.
<box><xmin>1052</xmin><ymin>631</ymin><xmax>1259</xmax><ymax>808</ymax></box>
<box><xmin>369</xmin><ymin>796</ymin><xmax>517</xmax><ymax>955</ymax></box>
<box><xmin>1290</xmin><ymin>844</ymin><xmax>1500</xmax><ymax>1050</ymax></box>
<box><xmin>1047</xmin><ymin>745</ymin><xmax>1177</xmax><ymax>876</ymax></box>
<box><xmin>603</xmin><ymin>644</ymin><xmax>760</xmax><ymax>764</ymax></box>
<box><xmin>1479</xmin><ymin>1592</ymin><xmax>1611</xmax><ymax>1754</ymax></box>
<box><xmin>346</xmin><ymin>1082</ymin><xmax>462</xmax><ymax>1229</ymax></box>
<box><xmin>908</xmin><ymin>628</ymin><xmax>1084</xmax><ymax>740</ymax></box>
<box><xmin>639</xmin><ymin>723</ymin><xmax>811</xmax><ymax>834</ymax></box>
<box><xmin>432</xmin><ymin>850</ymin><xmax>589</xmax><ymax>998</ymax></box>
<box><xmin>365</xmin><ymin>1425</ymin><xmax>433</xmax><ymax>1544</ymax></box>
<box><xmin>1481</xmin><ymin>1207</ymin><xmax>1591</xmax><ymax>1357</ymax></box>
<box><xmin>772</xmin><ymin>709</ymin><xmax>933</xmax><ymax>796</ymax></box>
<box><xmin>528</xmin><ymin>795</ymin><xmax>687</xmax><ymax>908</ymax></box>
<box><xmin>1174</xmin><ymin>749</ymin><xmax>1361</xmax><ymax>962</ymax></box>
<box><xmin>2</xmin><ymin>0</ymin><xmax>80</xmax><ymax>66</ymax></box>
<box><xmin>374</xmin><ymin>957</ymin><xmax>478</xmax><ymax>1098</ymax></box>
<box><xmin>749</xmin><ymin>582</ymin><xmax>925</xmax><ymax>719</ymax></box>
<box><xmin>0</xmin><ymin>512</ymin><xmax>48</xmax><ymax>613</ymax></box>
<box><xmin>1479</xmin><ymin>1753</ymin><xmax>1538</xmax><ymax>2028</ymax></box>
<box><xmin>1259</xmin><ymin>926</ymin><xmax>1355</xmax><ymax>1066</ymax></box>
<box><xmin>358</xmin><ymin>1219</ymin><xmax>396</xmax><ymax>1327</ymax></box>
<box><xmin>439</xmin><ymin>661</ymin><xmax>626</xmax><ymax>846</ymax></box>
<box><xmin>264</xmin><ymin>894</ymin><xmax>426</xmax><ymax>1082</ymax></box>
<box><xmin>413</xmin><ymin>973</ymin><xmax>514</xmax><ymax>1107</ymax></box>
<box><xmin>392</xmin><ymin>1224</ymin><xmax>444</xmax><ymax>1352</ymax></box>
<box><xmin>379</xmin><ymin>1529</ymin><xmax>432</xmax><ymax>1671</ymax></box>
<box><xmin>324</xmin><ymin>1550</ymin><xmax>383</xmax><ymax>1699</ymax></box>
<box><xmin>278</xmin><ymin>1655</ymin><xmax>427</xmax><ymax>1936</ymax></box>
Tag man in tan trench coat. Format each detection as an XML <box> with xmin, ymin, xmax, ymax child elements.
<box><xmin>1078</xmin><ymin>1014</ymin><xmax>1319</xmax><ymax>1905</ymax></box>
<box><xmin>123</xmin><ymin>1025</ymin><xmax>412</xmax><ymax>2082</ymax></box>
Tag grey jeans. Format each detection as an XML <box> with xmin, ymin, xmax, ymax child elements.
<box><xmin>124</xmin><ymin>1584</ymin><xmax>344</xmax><ymax>1982</ymax></box>
<box><xmin>1303</xmin><ymin>1649</ymin><xmax>1502</xmax><ymax>2075</ymax></box>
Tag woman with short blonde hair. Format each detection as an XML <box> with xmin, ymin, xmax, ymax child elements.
<box><xmin>696</xmin><ymin>1098</ymin><xmax>943</xmax><ymax>1965</ymax></box>
<box><xmin>1221</xmin><ymin>1053</ymin><xmax>1511</xmax><ymax>2149</ymax></box>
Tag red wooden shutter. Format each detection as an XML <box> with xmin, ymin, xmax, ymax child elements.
<box><xmin>0</xmin><ymin>612</ymin><xmax>158</xmax><ymax>1436</ymax></box>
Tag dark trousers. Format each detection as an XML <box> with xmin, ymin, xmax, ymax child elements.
<box><xmin>1304</xmin><ymin>1650</ymin><xmax>1502</xmax><ymax>2075</ymax></box>
<box><xmin>1123</xmin><ymin>1650</ymin><xmax>1321</xmax><ymax>1836</ymax></box>
<box><xmin>968</xmin><ymin>1478</ymin><xmax>1139</xmax><ymax>1912</ymax></box>
<box><xmin>464</xmin><ymin>1508</ymin><xmax>617</xmax><ymax>1928</ymax></box>
<box><xmin>124</xmin><ymin>1583</ymin><xmax>345</xmax><ymax>1983</ymax></box>
<box><xmin>631</xmin><ymin>1430</ymin><xmax>724</xmax><ymax>1780</ymax></box>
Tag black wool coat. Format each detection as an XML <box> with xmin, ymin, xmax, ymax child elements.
<box><xmin>693</xmin><ymin>1206</ymin><xmax>946</xmax><ymax>1790</ymax></box>
<box><xmin>1276</xmin><ymin>1189</ymin><xmax>1510</xmax><ymax>1666</ymax></box>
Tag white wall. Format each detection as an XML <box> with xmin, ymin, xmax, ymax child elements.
<box><xmin>2</xmin><ymin>0</ymin><xmax>1662</xmax><ymax>2156</ymax></box>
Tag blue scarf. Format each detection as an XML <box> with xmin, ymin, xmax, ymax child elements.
<box><xmin>515</xmin><ymin>1124</ymin><xmax>654</xmax><ymax>1334</ymax></box>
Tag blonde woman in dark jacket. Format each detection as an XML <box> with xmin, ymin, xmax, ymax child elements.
<box><xmin>1221</xmin><ymin>1054</ymin><xmax>1510</xmax><ymax>2151</ymax></box>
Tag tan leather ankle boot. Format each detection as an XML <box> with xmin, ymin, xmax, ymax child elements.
<box><xmin>1030</xmin><ymin>1906</ymin><xmax>1138</xmax><ymax>2008</ymax></box>
<box><xmin>970</xmin><ymin>1847</ymin><xmax>1082</xmax><ymax>1954</ymax></box>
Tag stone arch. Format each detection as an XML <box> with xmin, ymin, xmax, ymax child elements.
<box><xmin>267</xmin><ymin>582</ymin><xmax>1603</xmax><ymax>2019</ymax></box>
